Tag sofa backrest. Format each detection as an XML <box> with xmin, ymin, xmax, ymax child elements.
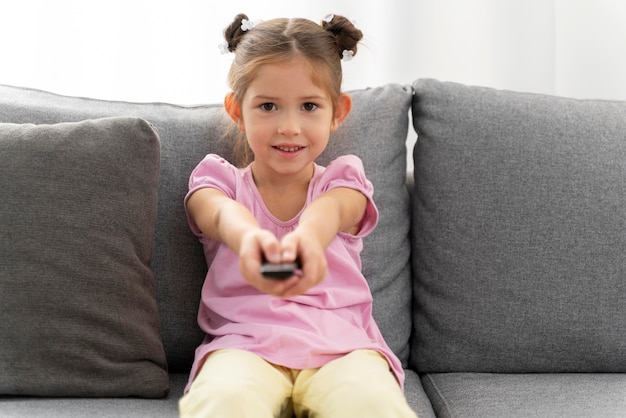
<box><xmin>0</xmin><ymin>83</ymin><xmax>414</xmax><ymax>374</ymax></box>
<box><xmin>411</xmin><ymin>79</ymin><xmax>626</xmax><ymax>373</ymax></box>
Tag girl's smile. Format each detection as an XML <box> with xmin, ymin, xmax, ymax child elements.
<box><xmin>273</xmin><ymin>144</ymin><xmax>307</xmax><ymax>158</ymax></box>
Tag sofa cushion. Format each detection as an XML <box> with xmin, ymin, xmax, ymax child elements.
<box><xmin>0</xmin><ymin>82</ymin><xmax>414</xmax><ymax>372</ymax></box>
<box><xmin>0</xmin><ymin>373</ymin><xmax>188</xmax><ymax>418</ymax></box>
<box><xmin>0</xmin><ymin>117</ymin><xmax>168</xmax><ymax>397</ymax></box>
<box><xmin>411</xmin><ymin>78</ymin><xmax>626</xmax><ymax>373</ymax></box>
<box><xmin>421</xmin><ymin>373</ymin><xmax>626</xmax><ymax>418</ymax></box>
<box><xmin>0</xmin><ymin>84</ymin><xmax>225</xmax><ymax>373</ymax></box>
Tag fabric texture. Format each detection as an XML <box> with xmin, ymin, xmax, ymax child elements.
<box><xmin>421</xmin><ymin>373</ymin><xmax>626</xmax><ymax>418</ymax></box>
<box><xmin>0</xmin><ymin>373</ymin><xmax>188</xmax><ymax>418</ymax></box>
<box><xmin>411</xmin><ymin>78</ymin><xmax>626</xmax><ymax>373</ymax></box>
<box><xmin>0</xmin><ymin>83</ymin><xmax>414</xmax><ymax>374</ymax></box>
<box><xmin>0</xmin><ymin>117</ymin><xmax>168</xmax><ymax>397</ymax></box>
<box><xmin>183</xmin><ymin>154</ymin><xmax>403</xmax><ymax>390</ymax></box>
<box><xmin>0</xmin><ymin>84</ymin><xmax>227</xmax><ymax>373</ymax></box>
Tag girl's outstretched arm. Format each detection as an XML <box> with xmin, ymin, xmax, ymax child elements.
<box><xmin>186</xmin><ymin>188</ymin><xmax>299</xmax><ymax>296</ymax></box>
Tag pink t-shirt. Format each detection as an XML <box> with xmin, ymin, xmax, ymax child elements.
<box><xmin>184</xmin><ymin>154</ymin><xmax>404</xmax><ymax>391</ymax></box>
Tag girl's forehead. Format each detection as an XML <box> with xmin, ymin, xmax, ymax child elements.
<box><xmin>250</xmin><ymin>57</ymin><xmax>334</xmax><ymax>95</ymax></box>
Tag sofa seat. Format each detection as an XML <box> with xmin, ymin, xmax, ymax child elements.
<box><xmin>421</xmin><ymin>373</ymin><xmax>626</xmax><ymax>418</ymax></box>
<box><xmin>0</xmin><ymin>373</ymin><xmax>186</xmax><ymax>418</ymax></box>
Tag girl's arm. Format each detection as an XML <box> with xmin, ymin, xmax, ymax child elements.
<box><xmin>279</xmin><ymin>186</ymin><xmax>368</xmax><ymax>297</ymax></box>
<box><xmin>186</xmin><ymin>187</ymin><xmax>299</xmax><ymax>296</ymax></box>
<box><xmin>186</xmin><ymin>185</ymin><xmax>367</xmax><ymax>297</ymax></box>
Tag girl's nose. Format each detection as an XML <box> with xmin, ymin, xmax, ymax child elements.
<box><xmin>278</xmin><ymin>112</ymin><xmax>301</xmax><ymax>136</ymax></box>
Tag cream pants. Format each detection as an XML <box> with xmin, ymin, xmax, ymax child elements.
<box><xmin>179</xmin><ymin>349</ymin><xmax>418</xmax><ymax>418</ymax></box>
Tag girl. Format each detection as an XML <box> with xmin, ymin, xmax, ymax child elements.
<box><xmin>179</xmin><ymin>13</ymin><xmax>418</xmax><ymax>418</ymax></box>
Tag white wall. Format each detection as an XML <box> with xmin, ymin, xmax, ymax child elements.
<box><xmin>408</xmin><ymin>0</ymin><xmax>556</xmax><ymax>96</ymax></box>
<box><xmin>2</xmin><ymin>0</ymin><xmax>625</xmax><ymax>104</ymax></box>
<box><xmin>555</xmin><ymin>0</ymin><xmax>626</xmax><ymax>100</ymax></box>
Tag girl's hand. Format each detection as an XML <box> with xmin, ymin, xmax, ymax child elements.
<box><xmin>238</xmin><ymin>228</ymin><xmax>300</xmax><ymax>296</ymax></box>
<box><xmin>266</xmin><ymin>187</ymin><xmax>366</xmax><ymax>297</ymax></box>
<box><xmin>277</xmin><ymin>228</ymin><xmax>328</xmax><ymax>297</ymax></box>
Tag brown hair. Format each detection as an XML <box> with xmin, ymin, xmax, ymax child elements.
<box><xmin>222</xmin><ymin>13</ymin><xmax>363</xmax><ymax>166</ymax></box>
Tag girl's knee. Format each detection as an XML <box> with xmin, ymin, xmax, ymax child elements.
<box><xmin>180</xmin><ymin>383</ymin><xmax>285</xmax><ymax>418</ymax></box>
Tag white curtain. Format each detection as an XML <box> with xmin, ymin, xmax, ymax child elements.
<box><xmin>1</xmin><ymin>0</ymin><xmax>624</xmax><ymax>104</ymax></box>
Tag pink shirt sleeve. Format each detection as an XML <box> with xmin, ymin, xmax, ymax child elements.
<box><xmin>313</xmin><ymin>154</ymin><xmax>379</xmax><ymax>238</ymax></box>
<box><xmin>184</xmin><ymin>154</ymin><xmax>237</xmax><ymax>237</ymax></box>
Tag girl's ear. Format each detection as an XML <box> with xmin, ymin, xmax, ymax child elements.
<box><xmin>224</xmin><ymin>93</ymin><xmax>245</xmax><ymax>131</ymax></box>
<box><xmin>331</xmin><ymin>93</ymin><xmax>352</xmax><ymax>132</ymax></box>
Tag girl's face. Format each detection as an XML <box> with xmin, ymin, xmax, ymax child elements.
<box><xmin>230</xmin><ymin>57</ymin><xmax>350</xmax><ymax>184</ymax></box>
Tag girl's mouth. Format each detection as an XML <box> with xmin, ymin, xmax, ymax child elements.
<box><xmin>274</xmin><ymin>145</ymin><xmax>304</xmax><ymax>153</ymax></box>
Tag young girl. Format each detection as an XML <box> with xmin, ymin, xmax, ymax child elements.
<box><xmin>179</xmin><ymin>13</ymin><xmax>418</xmax><ymax>418</ymax></box>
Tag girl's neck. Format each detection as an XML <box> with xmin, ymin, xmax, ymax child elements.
<box><xmin>250</xmin><ymin>162</ymin><xmax>314</xmax><ymax>222</ymax></box>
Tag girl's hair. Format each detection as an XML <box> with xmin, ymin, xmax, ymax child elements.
<box><xmin>222</xmin><ymin>13</ymin><xmax>363</xmax><ymax>166</ymax></box>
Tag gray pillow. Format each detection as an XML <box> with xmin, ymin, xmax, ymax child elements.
<box><xmin>411</xmin><ymin>78</ymin><xmax>626</xmax><ymax>373</ymax></box>
<box><xmin>0</xmin><ymin>117</ymin><xmax>168</xmax><ymax>397</ymax></box>
<box><xmin>0</xmin><ymin>84</ymin><xmax>226</xmax><ymax>374</ymax></box>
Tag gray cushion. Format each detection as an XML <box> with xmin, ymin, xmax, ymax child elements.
<box><xmin>0</xmin><ymin>82</ymin><xmax>414</xmax><ymax>372</ymax></box>
<box><xmin>421</xmin><ymin>373</ymin><xmax>626</xmax><ymax>418</ymax></box>
<box><xmin>411</xmin><ymin>78</ymin><xmax>626</xmax><ymax>373</ymax></box>
<box><xmin>0</xmin><ymin>117</ymin><xmax>168</xmax><ymax>397</ymax></box>
<box><xmin>0</xmin><ymin>84</ymin><xmax>226</xmax><ymax>373</ymax></box>
<box><xmin>0</xmin><ymin>373</ymin><xmax>188</xmax><ymax>418</ymax></box>
<box><xmin>404</xmin><ymin>370</ymin><xmax>437</xmax><ymax>418</ymax></box>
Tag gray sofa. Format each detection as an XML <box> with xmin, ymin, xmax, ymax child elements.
<box><xmin>1</xmin><ymin>79</ymin><xmax>625</xmax><ymax>417</ymax></box>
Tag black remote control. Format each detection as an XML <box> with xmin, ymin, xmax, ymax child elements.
<box><xmin>260</xmin><ymin>259</ymin><xmax>301</xmax><ymax>280</ymax></box>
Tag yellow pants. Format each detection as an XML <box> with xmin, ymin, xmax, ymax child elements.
<box><xmin>179</xmin><ymin>349</ymin><xmax>418</xmax><ymax>418</ymax></box>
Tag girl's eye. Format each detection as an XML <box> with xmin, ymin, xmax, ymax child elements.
<box><xmin>302</xmin><ymin>102</ymin><xmax>318</xmax><ymax>111</ymax></box>
<box><xmin>260</xmin><ymin>103</ymin><xmax>276</xmax><ymax>111</ymax></box>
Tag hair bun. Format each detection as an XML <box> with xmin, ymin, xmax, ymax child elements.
<box><xmin>223</xmin><ymin>13</ymin><xmax>250</xmax><ymax>52</ymax></box>
<box><xmin>321</xmin><ymin>14</ymin><xmax>363</xmax><ymax>59</ymax></box>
